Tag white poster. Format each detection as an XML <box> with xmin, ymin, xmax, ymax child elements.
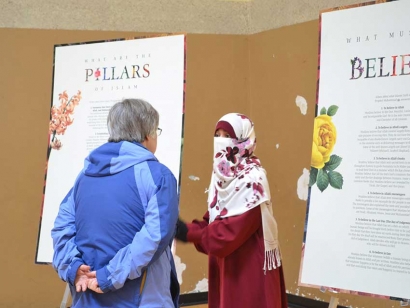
<box><xmin>36</xmin><ymin>35</ymin><xmax>186</xmax><ymax>263</ymax></box>
<box><xmin>300</xmin><ymin>1</ymin><xmax>410</xmax><ymax>299</ymax></box>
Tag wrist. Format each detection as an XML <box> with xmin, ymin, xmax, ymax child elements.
<box><xmin>67</xmin><ymin>259</ymin><xmax>83</xmax><ymax>286</ymax></box>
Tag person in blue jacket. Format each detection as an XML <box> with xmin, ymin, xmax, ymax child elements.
<box><xmin>51</xmin><ymin>98</ymin><xmax>180</xmax><ymax>308</ymax></box>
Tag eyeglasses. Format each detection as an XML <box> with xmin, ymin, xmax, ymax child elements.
<box><xmin>157</xmin><ymin>128</ymin><xmax>162</xmax><ymax>136</ymax></box>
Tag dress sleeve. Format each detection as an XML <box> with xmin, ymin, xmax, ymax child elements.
<box><xmin>186</xmin><ymin>206</ymin><xmax>261</xmax><ymax>258</ymax></box>
<box><xmin>186</xmin><ymin>211</ymin><xmax>209</xmax><ymax>254</ymax></box>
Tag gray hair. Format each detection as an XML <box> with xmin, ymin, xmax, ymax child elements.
<box><xmin>107</xmin><ymin>98</ymin><xmax>159</xmax><ymax>143</ymax></box>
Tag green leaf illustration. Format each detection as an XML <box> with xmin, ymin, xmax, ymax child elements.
<box><xmin>320</xmin><ymin>107</ymin><xmax>327</xmax><ymax>115</ymax></box>
<box><xmin>327</xmin><ymin>105</ymin><xmax>339</xmax><ymax>116</ymax></box>
<box><xmin>317</xmin><ymin>169</ymin><xmax>329</xmax><ymax>192</ymax></box>
<box><xmin>325</xmin><ymin>155</ymin><xmax>342</xmax><ymax>171</ymax></box>
<box><xmin>328</xmin><ymin>171</ymin><xmax>343</xmax><ymax>189</ymax></box>
<box><xmin>309</xmin><ymin>167</ymin><xmax>318</xmax><ymax>187</ymax></box>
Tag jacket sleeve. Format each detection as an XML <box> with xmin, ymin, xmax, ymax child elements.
<box><xmin>96</xmin><ymin>172</ymin><xmax>179</xmax><ymax>293</ymax></box>
<box><xmin>51</xmin><ymin>188</ymin><xmax>85</xmax><ymax>286</ymax></box>
<box><xmin>186</xmin><ymin>206</ymin><xmax>261</xmax><ymax>258</ymax></box>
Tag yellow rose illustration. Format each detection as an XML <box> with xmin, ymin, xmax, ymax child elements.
<box><xmin>309</xmin><ymin>105</ymin><xmax>343</xmax><ymax>192</ymax></box>
<box><xmin>311</xmin><ymin>114</ymin><xmax>337</xmax><ymax>169</ymax></box>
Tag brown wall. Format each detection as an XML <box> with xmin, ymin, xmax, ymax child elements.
<box><xmin>0</xmin><ymin>23</ymin><xmax>402</xmax><ymax>308</ymax></box>
<box><xmin>249</xmin><ymin>19</ymin><xmax>318</xmax><ymax>301</ymax></box>
<box><xmin>178</xmin><ymin>33</ymin><xmax>251</xmax><ymax>293</ymax></box>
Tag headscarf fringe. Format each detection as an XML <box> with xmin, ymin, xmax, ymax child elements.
<box><xmin>263</xmin><ymin>248</ymin><xmax>282</xmax><ymax>274</ymax></box>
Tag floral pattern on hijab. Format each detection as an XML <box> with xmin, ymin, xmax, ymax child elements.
<box><xmin>207</xmin><ymin>113</ymin><xmax>282</xmax><ymax>271</ymax></box>
<box><xmin>208</xmin><ymin>113</ymin><xmax>266</xmax><ymax>220</ymax></box>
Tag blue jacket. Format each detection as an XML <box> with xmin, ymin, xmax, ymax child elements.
<box><xmin>51</xmin><ymin>141</ymin><xmax>180</xmax><ymax>307</ymax></box>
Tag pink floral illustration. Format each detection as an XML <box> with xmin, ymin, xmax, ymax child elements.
<box><xmin>245</xmin><ymin>157</ymin><xmax>261</xmax><ymax>167</ymax></box>
<box><xmin>237</xmin><ymin>113</ymin><xmax>253</xmax><ymax>126</ymax></box>
<box><xmin>50</xmin><ymin>138</ymin><xmax>62</xmax><ymax>150</ymax></box>
<box><xmin>48</xmin><ymin>90</ymin><xmax>82</xmax><ymax>156</ymax></box>
<box><xmin>217</xmin><ymin>160</ymin><xmax>231</xmax><ymax>176</ymax></box>
<box><xmin>232</xmin><ymin>138</ymin><xmax>251</xmax><ymax>157</ymax></box>
<box><xmin>252</xmin><ymin>182</ymin><xmax>265</xmax><ymax>197</ymax></box>
<box><xmin>220</xmin><ymin>208</ymin><xmax>228</xmax><ymax>216</ymax></box>
<box><xmin>209</xmin><ymin>189</ymin><xmax>218</xmax><ymax>208</ymax></box>
<box><xmin>225</xmin><ymin>146</ymin><xmax>239</xmax><ymax>164</ymax></box>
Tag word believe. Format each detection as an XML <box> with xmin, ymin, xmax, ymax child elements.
<box><xmin>350</xmin><ymin>55</ymin><xmax>410</xmax><ymax>80</ymax></box>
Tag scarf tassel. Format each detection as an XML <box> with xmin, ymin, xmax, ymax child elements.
<box><xmin>263</xmin><ymin>248</ymin><xmax>281</xmax><ymax>274</ymax></box>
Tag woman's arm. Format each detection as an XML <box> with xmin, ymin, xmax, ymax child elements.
<box><xmin>187</xmin><ymin>206</ymin><xmax>261</xmax><ymax>258</ymax></box>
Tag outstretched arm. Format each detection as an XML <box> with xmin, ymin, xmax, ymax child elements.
<box><xmin>187</xmin><ymin>206</ymin><xmax>262</xmax><ymax>258</ymax></box>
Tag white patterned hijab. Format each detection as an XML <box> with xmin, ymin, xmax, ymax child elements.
<box><xmin>207</xmin><ymin>113</ymin><xmax>281</xmax><ymax>271</ymax></box>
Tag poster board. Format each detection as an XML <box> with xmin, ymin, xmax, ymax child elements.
<box><xmin>35</xmin><ymin>34</ymin><xmax>186</xmax><ymax>263</ymax></box>
<box><xmin>300</xmin><ymin>0</ymin><xmax>410</xmax><ymax>300</ymax></box>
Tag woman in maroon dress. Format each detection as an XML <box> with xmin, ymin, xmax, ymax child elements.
<box><xmin>176</xmin><ymin>113</ymin><xmax>288</xmax><ymax>308</ymax></box>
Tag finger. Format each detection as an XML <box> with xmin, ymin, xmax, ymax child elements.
<box><xmin>86</xmin><ymin>271</ymin><xmax>97</xmax><ymax>278</ymax></box>
<box><xmin>76</xmin><ymin>284</ymin><xmax>81</xmax><ymax>292</ymax></box>
<box><xmin>79</xmin><ymin>265</ymin><xmax>91</xmax><ymax>272</ymax></box>
<box><xmin>88</xmin><ymin>279</ymin><xmax>103</xmax><ymax>293</ymax></box>
<box><xmin>88</xmin><ymin>278</ymin><xmax>99</xmax><ymax>290</ymax></box>
<box><xmin>81</xmin><ymin>281</ymin><xmax>87</xmax><ymax>292</ymax></box>
<box><xmin>93</xmin><ymin>285</ymin><xmax>103</xmax><ymax>294</ymax></box>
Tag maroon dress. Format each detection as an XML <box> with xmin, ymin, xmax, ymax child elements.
<box><xmin>187</xmin><ymin>206</ymin><xmax>288</xmax><ymax>308</ymax></box>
